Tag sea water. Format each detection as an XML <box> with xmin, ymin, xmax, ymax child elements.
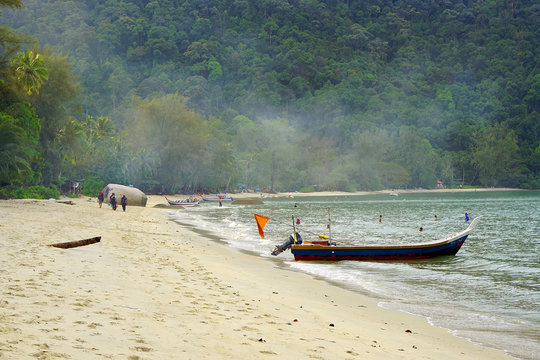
<box><xmin>169</xmin><ymin>191</ymin><xmax>540</xmax><ymax>360</ymax></box>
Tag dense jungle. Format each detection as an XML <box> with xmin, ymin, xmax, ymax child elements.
<box><xmin>1</xmin><ymin>0</ymin><xmax>539</xmax><ymax>197</ymax></box>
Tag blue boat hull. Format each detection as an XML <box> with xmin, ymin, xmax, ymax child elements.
<box><xmin>291</xmin><ymin>235</ymin><xmax>469</xmax><ymax>261</ymax></box>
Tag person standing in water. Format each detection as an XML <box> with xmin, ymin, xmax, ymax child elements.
<box><xmin>379</xmin><ymin>215</ymin><xmax>382</xmax><ymax>223</ymax></box>
<box><xmin>465</xmin><ymin>212</ymin><xmax>469</xmax><ymax>222</ymax></box>
<box><xmin>121</xmin><ymin>195</ymin><xmax>127</xmax><ymax>212</ymax></box>
<box><xmin>434</xmin><ymin>215</ymin><xmax>438</xmax><ymax>221</ymax></box>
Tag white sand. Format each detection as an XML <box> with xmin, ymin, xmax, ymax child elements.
<box><xmin>0</xmin><ymin>196</ymin><xmax>513</xmax><ymax>359</ymax></box>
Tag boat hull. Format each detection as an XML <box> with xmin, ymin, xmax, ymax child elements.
<box><xmin>291</xmin><ymin>235</ymin><xmax>468</xmax><ymax>261</ymax></box>
<box><xmin>165</xmin><ymin>197</ymin><xmax>199</xmax><ymax>206</ymax></box>
<box><xmin>201</xmin><ymin>196</ymin><xmax>233</xmax><ymax>202</ymax></box>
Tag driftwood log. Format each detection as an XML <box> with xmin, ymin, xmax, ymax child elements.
<box><xmin>56</xmin><ymin>200</ymin><xmax>75</xmax><ymax>205</ymax></box>
<box><xmin>49</xmin><ymin>236</ymin><xmax>101</xmax><ymax>249</ymax></box>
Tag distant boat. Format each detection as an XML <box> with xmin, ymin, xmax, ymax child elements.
<box><xmin>389</xmin><ymin>192</ymin><xmax>399</xmax><ymax>196</ymax></box>
<box><xmin>201</xmin><ymin>194</ymin><xmax>233</xmax><ymax>202</ymax></box>
<box><xmin>165</xmin><ymin>196</ymin><xmax>199</xmax><ymax>207</ymax></box>
<box><xmin>270</xmin><ymin>217</ymin><xmax>482</xmax><ymax>261</ymax></box>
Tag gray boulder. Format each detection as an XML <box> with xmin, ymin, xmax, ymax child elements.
<box><xmin>102</xmin><ymin>184</ymin><xmax>147</xmax><ymax>207</ymax></box>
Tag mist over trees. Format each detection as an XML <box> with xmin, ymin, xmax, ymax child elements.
<box><xmin>1</xmin><ymin>0</ymin><xmax>539</xmax><ymax>195</ymax></box>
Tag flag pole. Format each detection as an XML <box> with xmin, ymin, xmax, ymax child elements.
<box><xmin>327</xmin><ymin>208</ymin><xmax>332</xmax><ymax>240</ymax></box>
<box><xmin>292</xmin><ymin>215</ymin><xmax>297</xmax><ymax>243</ymax></box>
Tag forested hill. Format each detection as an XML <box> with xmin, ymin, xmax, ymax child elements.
<box><xmin>1</xmin><ymin>0</ymin><xmax>539</xmax><ymax>195</ymax></box>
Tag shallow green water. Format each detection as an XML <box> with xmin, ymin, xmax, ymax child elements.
<box><xmin>172</xmin><ymin>190</ymin><xmax>540</xmax><ymax>359</ymax></box>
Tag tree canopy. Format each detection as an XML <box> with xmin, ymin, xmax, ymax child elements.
<box><xmin>0</xmin><ymin>0</ymin><xmax>538</xmax><ymax>194</ymax></box>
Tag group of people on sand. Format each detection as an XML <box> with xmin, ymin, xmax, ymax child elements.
<box><xmin>97</xmin><ymin>191</ymin><xmax>127</xmax><ymax>211</ymax></box>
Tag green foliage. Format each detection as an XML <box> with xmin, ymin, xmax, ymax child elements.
<box><xmin>0</xmin><ymin>184</ymin><xmax>60</xmax><ymax>199</ymax></box>
<box><xmin>378</xmin><ymin>162</ymin><xmax>411</xmax><ymax>189</ymax></box>
<box><xmin>472</xmin><ymin>124</ymin><xmax>520</xmax><ymax>187</ymax></box>
<box><xmin>122</xmin><ymin>94</ymin><xmax>210</xmax><ymax>191</ymax></box>
<box><xmin>10</xmin><ymin>50</ymin><xmax>49</xmax><ymax>95</ymax></box>
<box><xmin>0</xmin><ymin>0</ymin><xmax>537</xmax><ymax>191</ymax></box>
<box><xmin>80</xmin><ymin>175</ymin><xmax>105</xmax><ymax>197</ymax></box>
<box><xmin>0</xmin><ymin>114</ymin><xmax>35</xmax><ymax>184</ymax></box>
<box><xmin>0</xmin><ymin>1</ymin><xmax>23</xmax><ymax>9</ymax></box>
<box><xmin>30</xmin><ymin>49</ymin><xmax>81</xmax><ymax>186</ymax></box>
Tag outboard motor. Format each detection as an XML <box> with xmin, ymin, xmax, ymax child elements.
<box><xmin>271</xmin><ymin>232</ymin><xmax>303</xmax><ymax>256</ymax></box>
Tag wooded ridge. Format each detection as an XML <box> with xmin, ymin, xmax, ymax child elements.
<box><xmin>1</xmin><ymin>0</ymin><xmax>538</xmax><ymax>196</ymax></box>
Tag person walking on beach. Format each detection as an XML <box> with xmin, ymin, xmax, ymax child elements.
<box><xmin>97</xmin><ymin>191</ymin><xmax>104</xmax><ymax>208</ymax></box>
<box><xmin>110</xmin><ymin>193</ymin><xmax>117</xmax><ymax>211</ymax></box>
<box><xmin>121</xmin><ymin>195</ymin><xmax>127</xmax><ymax>212</ymax></box>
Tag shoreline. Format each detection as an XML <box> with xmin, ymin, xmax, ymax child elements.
<box><xmin>229</xmin><ymin>187</ymin><xmax>528</xmax><ymax>199</ymax></box>
<box><xmin>0</xmin><ymin>196</ymin><xmax>515</xmax><ymax>359</ymax></box>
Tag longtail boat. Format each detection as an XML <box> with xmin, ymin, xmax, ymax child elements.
<box><xmin>201</xmin><ymin>194</ymin><xmax>233</xmax><ymax>202</ymax></box>
<box><xmin>268</xmin><ymin>216</ymin><xmax>482</xmax><ymax>261</ymax></box>
<box><xmin>165</xmin><ymin>196</ymin><xmax>199</xmax><ymax>207</ymax></box>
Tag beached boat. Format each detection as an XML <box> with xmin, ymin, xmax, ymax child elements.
<box><xmin>165</xmin><ymin>196</ymin><xmax>200</xmax><ymax>207</ymax></box>
<box><xmin>201</xmin><ymin>194</ymin><xmax>233</xmax><ymax>202</ymax></box>
<box><xmin>269</xmin><ymin>216</ymin><xmax>482</xmax><ymax>261</ymax></box>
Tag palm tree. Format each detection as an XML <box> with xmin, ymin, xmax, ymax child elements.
<box><xmin>1</xmin><ymin>1</ymin><xmax>24</xmax><ymax>8</ymax></box>
<box><xmin>94</xmin><ymin>116</ymin><xmax>113</xmax><ymax>137</ymax></box>
<box><xmin>11</xmin><ymin>50</ymin><xmax>49</xmax><ymax>95</ymax></box>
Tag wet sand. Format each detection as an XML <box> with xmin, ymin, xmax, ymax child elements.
<box><xmin>0</xmin><ymin>196</ymin><xmax>514</xmax><ymax>359</ymax></box>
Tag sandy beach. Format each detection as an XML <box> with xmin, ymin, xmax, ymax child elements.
<box><xmin>0</xmin><ymin>195</ymin><xmax>514</xmax><ymax>359</ymax></box>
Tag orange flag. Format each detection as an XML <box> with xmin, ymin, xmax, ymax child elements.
<box><xmin>254</xmin><ymin>214</ymin><xmax>270</xmax><ymax>238</ymax></box>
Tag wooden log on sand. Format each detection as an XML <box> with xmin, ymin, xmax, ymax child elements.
<box><xmin>56</xmin><ymin>200</ymin><xmax>76</xmax><ymax>205</ymax></box>
<box><xmin>49</xmin><ymin>236</ymin><xmax>101</xmax><ymax>249</ymax></box>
